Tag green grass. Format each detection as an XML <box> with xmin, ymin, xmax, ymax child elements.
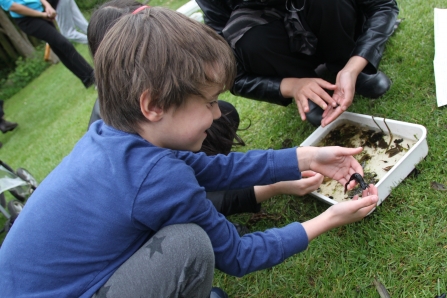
<box><xmin>1</xmin><ymin>0</ymin><xmax>447</xmax><ymax>296</ymax></box>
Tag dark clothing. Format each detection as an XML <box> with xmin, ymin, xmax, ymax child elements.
<box><xmin>208</xmin><ymin>187</ymin><xmax>260</xmax><ymax>216</ymax></box>
<box><xmin>14</xmin><ymin>16</ymin><xmax>94</xmax><ymax>87</ymax></box>
<box><xmin>196</xmin><ymin>0</ymin><xmax>399</xmax><ymax>106</ymax></box>
<box><xmin>0</xmin><ymin>100</ymin><xmax>4</xmax><ymax>119</ymax></box>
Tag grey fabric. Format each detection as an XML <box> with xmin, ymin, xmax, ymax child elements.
<box><xmin>92</xmin><ymin>224</ymin><xmax>215</xmax><ymax>298</ymax></box>
<box><xmin>55</xmin><ymin>0</ymin><xmax>88</xmax><ymax>44</ymax></box>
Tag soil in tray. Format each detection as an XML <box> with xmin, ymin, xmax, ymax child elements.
<box><xmin>315</xmin><ymin>121</ymin><xmax>416</xmax><ymax>202</ymax></box>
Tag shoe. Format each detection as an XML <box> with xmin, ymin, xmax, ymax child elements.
<box><xmin>305</xmin><ymin>100</ymin><xmax>323</xmax><ymax>127</ymax></box>
<box><xmin>0</xmin><ymin>118</ymin><xmax>18</xmax><ymax>133</ymax></box>
<box><xmin>210</xmin><ymin>287</ymin><xmax>229</xmax><ymax>298</ymax></box>
<box><xmin>83</xmin><ymin>71</ymin><xmax>96</xmax><ymax>89</ymax></box>
<box><xmin>355</xmin><ymin>71</ymin><xmax>391</xmax><ymax>99</ymax></box>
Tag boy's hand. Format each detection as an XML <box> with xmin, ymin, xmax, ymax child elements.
<box><xmin>302</xmin><ymin>184</ymin><xmax>378</xmax><ymax>241</ymax></box>
<box><xmin>299</xmin><ymin>146</ymin><xmax>364</xmax><ymax>187</ymax></box>
<box><xmin>326</xmin><ymin>184</ymin><xmax>378</xmax><ymax>227</ymax></box>
<box><xmin>253</xmin><ymin>171</ymin><xmax>323</xmax><ymax>203</ymax></box>
<box><xmin>274</xmin><ymin>171</ymin><xmax>324</xmax><ymax>196</ymax></box>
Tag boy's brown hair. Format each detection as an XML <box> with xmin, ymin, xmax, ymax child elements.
<box><xmin>94</xmin><ymin>7</ymin><xmax>236</xmax><ymax>133</ymax></box>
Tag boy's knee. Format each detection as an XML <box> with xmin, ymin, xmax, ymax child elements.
<box><xmin>160</xmin><ymin>223</ymin><xmax>214</xmax><ymax>264</ymax></box>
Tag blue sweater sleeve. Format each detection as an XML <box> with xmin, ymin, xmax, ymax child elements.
<box><xmin>175</xmin><ymin>147</ymin><xmax>301</xmax><ymax>190</ymax></box>
<box><xmin>133</xmin><ymin>149</ymin><xmax>308</xmax><ymax>276</ymax></box>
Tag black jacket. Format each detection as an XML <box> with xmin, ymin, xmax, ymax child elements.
<box><xmin>196</xmin><ymin>0</ymin><xmax>399</xmax><ymax>106</ymax></box>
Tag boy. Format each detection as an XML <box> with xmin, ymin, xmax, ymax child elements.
<box><xmin>0</xmin><ymin>6</ymin><xmax>378</xmax><ymax>297</ymax></box>
<box><xmin>85</xmin><ymin>0</ymin><xmax>325</xmax><ymax>237</ymax></box>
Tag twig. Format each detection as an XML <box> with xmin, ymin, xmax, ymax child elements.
<box><xmin>372</xmin><ymin>116</ymin><xmax>384</xmax><ymax>133</ymax></box>
<box><xmin>383</xmin><ymin>118</ymin><xmax>393</xmax><ymax>151</ymax></box>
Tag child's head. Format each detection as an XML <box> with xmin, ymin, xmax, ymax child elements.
<box><xmin>94</xmin><ymin>6</ymin><xmax>236</xmax><ymax>134</ymax></box>
<box><xmin>87</xmin><ymin>0</ymin><xmax>142</xmax><ymax>57</ymax></box>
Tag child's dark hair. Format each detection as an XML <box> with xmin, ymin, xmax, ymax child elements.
<box><xmin>201</xmin><ymin>101</ymin><xmax>247</xmax><ymax>156</ymax></box>
<box><xmin>95</xmin><ymin>7</ymin><xmax>236</xmax><ymax>133</ymax></box>
<box><xmin>87</xmin><ymin>0</ymin><xmax>142</xmax><ymax>57</ymax></box>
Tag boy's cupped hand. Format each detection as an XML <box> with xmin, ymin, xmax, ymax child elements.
<box><xmin>301</xmin><ymin>185</ymin><xmax>378</xmax><ymax>241</ymax></box>
<box><xmin>326</xmin><ymin>184</ymin><xmax>378</xmax><ymax>227</ymax></box>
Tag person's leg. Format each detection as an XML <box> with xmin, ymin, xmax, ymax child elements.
<box><xmin>92</xmin><ymin>224</ymin><xmax>215</xmax><ymax>298</ymax></box>
<box><xmin>234</xmin><ymin>19</ymin><xmax>325</xmax><ymax>126</ymax></box>
<box><xmin>0</xmin><ymin>100</ymin><xmax>18</xmax><ymax>134</ymax></box>
<box><xmin>207</xmin><ymin>188</ymin><xmax>259</xmax><ymax>217</ymax></box>
<box><xmin>15</xmin><ymin>17</ymin><xmax>94</xmax><ymax>87</ymax></box>
<box><xmin>302</xmin><ymin>0</ymin><xmax>391</xmax><ymax>98</ymax></box>
<box><xmin>69</xmin><ymin>0</ymin><xmax>89</xmax><ymax>34</ymax></box>
<box><xmin>301</xmin><ymin>0</ymin><xmax>358</xmax><ymax>72</ymax></box>
<box><xmin>234</xmin><ymin>19</ymin><xmax>320</xmax><ymax>79</ymax></box>
<box><xmin>56</xmin><ymin>0</ymin><xmax>88</xmax><ymax>44</ymax></box>
<box><xmin>0</xmin><ymin>100</ymin><xmax>4</xmax><ymax>119</ymax></box>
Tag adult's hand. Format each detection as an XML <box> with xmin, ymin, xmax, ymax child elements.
<box><xmin>321</xmin><ymin>56</ymin><xmax>368</xmax><ymax>127</ymax></box>
<box><xmin>41</xmin><ymin>0</ymin><xmax>56</xmax><ymax>20</ymax></box>
<box><xmin>321</xmin><ymin>70</ymin><xmax>356</xmax><ymax>127</ymax></box>
<box><xmin>280</xmin><ymin>77</ymin><xmax>337</xmax><ymax>122</ymax></box>
<box><xmin>9</xmin><ymin>2</ymin><xmax>50</xmax><ymax>18</ymax></box>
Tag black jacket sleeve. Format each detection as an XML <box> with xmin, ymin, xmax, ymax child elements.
<box><xmin>353</xmin><ymin>0</ymin><xmax>399</xmax><ymax>70</ymax></box>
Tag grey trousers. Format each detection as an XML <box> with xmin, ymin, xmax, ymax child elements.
<box><xmin>92</xmin><ymin>224</ymin><xmax>215</xmax><ymax>298</ymax></box>
<box><xmin>55</xmin><ymin>0</ymin><xmax>88</xmax><ymax>44</ymax></box>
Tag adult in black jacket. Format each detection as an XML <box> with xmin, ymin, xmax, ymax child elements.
<box><xmin>196</xmin><ymin>0</ymin><xmax>399</xmax><ymax>127</ymax></box>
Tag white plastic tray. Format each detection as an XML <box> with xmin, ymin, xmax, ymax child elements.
<box><xmin>300</xmin><ymin>112</ymin><xmax>429</xmax><ymax>206</ymax></box>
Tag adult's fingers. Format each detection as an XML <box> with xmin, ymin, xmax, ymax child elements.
<box><xmin>321</xmin><ymin>107</ymin><xmax>344</xmax><ymax>127</ymax></box>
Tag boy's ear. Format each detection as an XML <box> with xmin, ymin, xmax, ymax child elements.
<box><xmin>140</xmin><ymin>90</ymin><xmax>163</xmax><ymax>122</ymax></box>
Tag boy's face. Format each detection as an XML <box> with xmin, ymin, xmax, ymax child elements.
<box><xmin>156</xmin><ymin>84</ymin><xmax>222</xmax><ymax>152</ymax></box>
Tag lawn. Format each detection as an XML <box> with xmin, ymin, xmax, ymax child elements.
<box><xmin>1</xmin><ymin>0</ymin><xmax>447</xmax><ymax>297</ymax></box>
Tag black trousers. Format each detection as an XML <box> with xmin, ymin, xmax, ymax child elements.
<box><xmin>234</xmin><ymin>0</ymin><xmax>361</xmax><ymax>79</ymax></box>
<box><xmin>14</xmin><ymin>15</ymin><xmax>94</xmax><ymax>87</ymax></box>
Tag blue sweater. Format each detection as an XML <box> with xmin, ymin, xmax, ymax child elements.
<box><xmin>0</xmin><ymin>121</ymin><xmax>309</xmax><ymax>297</ymax></box>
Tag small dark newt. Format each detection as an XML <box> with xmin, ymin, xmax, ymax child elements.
<box><xmin>344</xmin><ymin>173</ymin><xmax>369</xmax><ymax>194</ymax></box>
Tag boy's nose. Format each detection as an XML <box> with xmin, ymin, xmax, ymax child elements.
<box><xmin>212</xmin><ymin>105</ymin><xmax>221</xmax><ymax>120</ymax></box>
